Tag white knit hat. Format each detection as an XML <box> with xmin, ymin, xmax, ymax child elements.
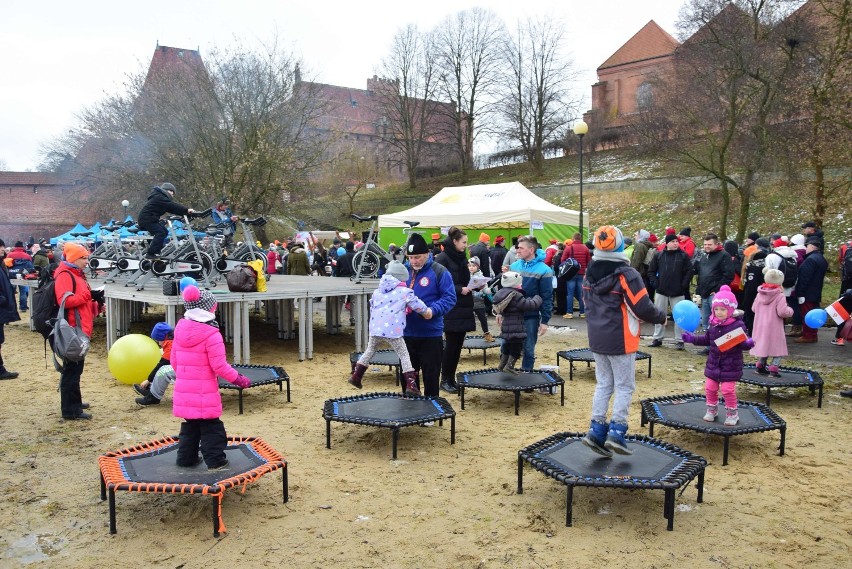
<box><xmin>501</xmin><ymin>271</ymin><xmax>522</xmax><ymax>289</ymax></box>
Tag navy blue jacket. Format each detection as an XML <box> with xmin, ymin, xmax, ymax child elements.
<box><xmin>795</xmin><ymin>250</ymin><xmax>828</xmax><ymax>303</ymax></box>
<box><xmin>0</xmin><ymin>261</ymin><xmax>22</xmax><ymax>324</ymax></box>
<box><xmin>403</xmin><ymin>255</ymin><xmax>457</xmax><ymax>338</ymax></box>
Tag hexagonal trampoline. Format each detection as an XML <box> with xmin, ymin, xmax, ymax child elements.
<box><xmin>218</xmin><ymin>364</ymin><xmax>291</xmax><ymax>414</ymax></box>
<box><xmin>98</xmin><ymin>436</ymin><xmax>288</xmax><ymax>537</ymax></box>
<box><xmin>555</xmin><ymin>348</ymin><xmax>652</xmax><ymax>381</ymax></box>
<box><xmin>348</xmin><ymin>350</ymin><xmax>402</xmax><ymax>386</ymax></box>
<box><xmin>462</xmin><ymin>334</ymin><xmax>502</xmax><ymax>365</ymax></box>
<box><xmin>738</xmin><ymin>364</ymin><xmax>824</xmax><ymax>408</ymax></box>
<box><xmin>518</xmin><ymin>432</ymin><xmax>706</xmax><ymax>530</ymax></box>
<box><xmin>323</xmin><ymin>392</ymin><xmax>456</xmax><ymax>459</ymax></box>
<box><xmin>457</xmin><ymin>368</ymin><xmax>565</xmax><ymax>415</ymax></box>
<box><xmin>640</xmin><ymin>393</ymin><xmax>787</xmax><ymax>466</ymax></box>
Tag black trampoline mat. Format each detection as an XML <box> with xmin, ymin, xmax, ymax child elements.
<box><xmin>739</xmin><ymin>366</ymin><xmax>822</xmax><ymax>388</ymax></box>
<box><xmin>120</xmin><ymin>443</ymin><xmax>266</xmax><ymax>485</ymax></box>
<box><xmin>334</xmin><ymin>396</ymin><xmax>446</xmax><ymax>422</ymax></box>
<box><xmin>218</xmin><ymin>365</ymin><xmax>285</xmax><ymax>388</ymax></box>
<box><xmin>558</xmin><ymin>348</ymin><xmax>650</xmax><ymax>362</ymax></box>
<box><xmin>540</xmin><ymin>438</ymin><xmax>685</xmax><ymax>481</ymax></box>
<box><xmin>463</xmin><ymin>336</ymin><xmax>501</xmax><ymax>349</ymax></box>
<box><xmin>651</xmin><ymin>399</ymin><xmax>772</xmax><ymax>429</ymax></box>
<box><xmin>350</xmin><ymin>351</ymin><xmax>401</xmax><ymax>366</ymax></box>
<box><xmin>461</xmin><ymin>370</ymin><xmax>560</xmax><ymax>391</ymax></box>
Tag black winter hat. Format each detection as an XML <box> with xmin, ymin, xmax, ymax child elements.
<box><xmin>156</xmin><ymin>182</ymin><xmax>176</xmax><ymax>193</ymax></box>
<box><xmin>747</xmin><ymin>232</ymin><xmax>760</xmax><ymax>241</ymax></box>
<box><xmin>664</xmin><ymin>233</ymin><xmax>678</xmax><ymax>244</ymax></box>
<box><xmin>406</xmin><ymin>233</ymin><xmax>430</xmax><ymax>255</ymax></box>
<box><xmin>345</xmin><ymin>241</ymin><xmax>355</xmax><ymax>251</ymax></box>
<box><xmin>679</xmin><ymin>227</ymin><xmax>692</xmax><ymax>237</ymax></box>
<box><xmin>756</xmin><ymin>237</ymin><xmax>771</xmax><ymax>248</ymax></box>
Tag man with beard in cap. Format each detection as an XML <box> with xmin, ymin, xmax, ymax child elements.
<box><xmin>402</xmin><ymin>233</ymin><xmax>457</xmax><ymax>397</ymax></box>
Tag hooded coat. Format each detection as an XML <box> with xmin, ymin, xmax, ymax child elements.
<box><xmin>368</xmin><ymin>273</ymin><xmax>428</xmax><ymax>338</ymax></box>
<box><xmin>137</xmin><ymin>187</ymin><xmax>190</xmax><ymax>227</ymax></box>
<box><xmin>583</xmin><ymin>261</ymin><xmax>666</xmax><ymax>355</ymax></box>
<box><xmin>688</xmin><ymin>315</ymin><xmax>749</xmax><ymax>382</ymax></box>
<box><xmin>492</xmin><ymin>287</ymin><xmax>542</xmax><ymax>341</ymax></box>
<box><xmin>749</xmin><ymin>285</ymin><xmax>794</xmax><ymax>357</ymax></box>
<box><xmin>286</xmin><ymin>246</ymin><xmax>311</xmax><ymax>276</ymax></box>
<box><xmin>170</xmin><ymin>318</ymin><xmax>240</xmax><ymax>420</ymax></box>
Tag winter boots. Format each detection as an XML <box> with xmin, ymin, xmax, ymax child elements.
<box><xmin>582</xmin><ymin>420</ymin><xmax>613</xmax><ymax>458</ymax></box>
<box><xmin>497</xmin><ymin>354</ymin><xmax>519</xmax><ymax>375</ymax></box>
<box><xmin>767</xmin><ymin>365</ymin><xmax>781</xmax><ymax>378</ymax></box>
<box><xmin>724</xmin><ymin>407</ymin><xmax>740</xmax><ymax>426</ymax></box>
<box><xmin>785</xmin><ymin>325</ymin><xmax>802</xmax><ymax>337</ymax></box>
<box><xmin>754</xmin><ymin>363</ymin><xmax>769</xmax><ymax>376</ymax></box>
<box><xmin>703</xmin><ymin>404</ymin><xmax>718</xmax><ymax>422</ymax></box>
<box><xmin>135</xmin><ymin>393</ymin><xmax>161</xmax><ymax>406</ymax></box>
<box><xmin>348</xmin><ymin>363</ymin><xmax>368</xmax><ymax>389</ymax></box>
<box><xmin>604</xmin><ymin>421</ymin><xmax>634</xmax><ymax>455</ymax></box>
<box><xmin>402</xmin><ymin>370</ymin><xmax>422</xmax><ymax>397</ymax></box>
<box><xmin>483</xmin><ymin>332</ymin><xmax>495</xmax><ymax>343</ymax></box>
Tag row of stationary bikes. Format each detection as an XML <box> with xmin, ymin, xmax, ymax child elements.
<box><xmin>80</xmin><ymin>209</ymin><xmax>268</xmax><ymax>290</ymax></box>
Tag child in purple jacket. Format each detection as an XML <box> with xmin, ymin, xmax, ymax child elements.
<box><xmin>348</xmin><ymin>261</ymin><xmax>432</xmax><ymax>396</ymax></box>
<box><xmin>682</xmin><ymin>285</ymin><xmax>754</xmax><ymax>426</ymax></box>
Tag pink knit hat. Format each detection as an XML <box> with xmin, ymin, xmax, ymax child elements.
<box><xmin>712</xmin><ymin>285</ymin><xmax>738</xmax><ymax>311</ymax></box>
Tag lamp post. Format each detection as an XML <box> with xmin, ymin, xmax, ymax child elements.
<box><xmin>121</xmin><ymin>199</ymin><xmax>130</xmax><ymax>220</ymax></box>
<box><xmin>573</xmin><ymin>120</ymin><xmax>588</xmax><ymax>239</ymax></box>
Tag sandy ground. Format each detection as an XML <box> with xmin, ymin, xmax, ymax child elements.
<box><xmin>0</xmin><ymin>306</ymin><xmax>850</xmax><ymax>569</ymax></box>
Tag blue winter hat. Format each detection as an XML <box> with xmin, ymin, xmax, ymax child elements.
<box><xmin>150</xmin><ymin>322</ymin><xmax>173</xmax><ymax>342</ymax></box>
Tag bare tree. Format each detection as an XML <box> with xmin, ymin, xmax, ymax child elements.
<box><xmin>42</xmin><ymin>39</ymin><xmax>330</xmax><ymax>218</ymax></box>
<box><xmin>777</xmin><ymin>0</ymin><xmax>852</xmax><ymax>225</ymax></box>
<box><xmin>374</xmin><ymin>24</ymin><xmax>445</xmax><ymax>189</ymax></box>
<box><xmin>498</xmin><ymin>15</ymin><xmax>580</xmax><ymax>177</ymax></box>
<box><xmin>631</xmin><ymin>0</ymin><xmax>806</xmax><ymax>241</ymax></box>
<box><xmin>433</xmin><ymin>8</ymin><xmax>507</xmax><ymax>183</ymax></box>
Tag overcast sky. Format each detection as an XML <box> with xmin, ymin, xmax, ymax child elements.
<box><xmin>0</xmin><ymin>0</ymin><xmax>685</xmax><ymax>171</ymax></box>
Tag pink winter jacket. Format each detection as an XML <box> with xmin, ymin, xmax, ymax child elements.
<box><xmin>749</xmin><ymin>285</ymin><xmax>794</xmax><ymax>358</ymax></box>
<box><xmin>170</xmin><ymin>318</ymin><xmax>240</xmax><ymax>420</ymax></box>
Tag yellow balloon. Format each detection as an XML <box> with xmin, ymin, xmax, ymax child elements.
<box><xmin>108</xmin><ymin>334</ymin><xmax>163</xmax><ymax>385</ymax></box>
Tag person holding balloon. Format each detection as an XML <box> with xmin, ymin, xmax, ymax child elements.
<box><xmin>681</xmin><ymin>285</ymin><xmax>754</xmax><ymax>426</ymax></box>
<box><xmin>170</xmin><ymin>285</ymin><xmax>251</xmax><ymax>470</ymax></box>
<box><xmin>749</xmin><ymin>268</ymin><xmax>793</xmax><ymax>377</ymax></box>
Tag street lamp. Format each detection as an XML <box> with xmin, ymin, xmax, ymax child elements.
<box><xmin>573</xmin><ymin>120</ymin><xmax>588</xmax><ymax>239</ymax></box>
<box><xmin>121</xmin><ymin>199</ymin><xmax>130</xmax><ymax>220</ymax></box>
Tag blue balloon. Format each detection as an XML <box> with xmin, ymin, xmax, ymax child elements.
<box><xmin>672</xmin><ymin>300</ymin><xmax>701</xmax><ymax>333</ymax></box>
<box><xmin>804</xmin><ymin>308</ymin><xmax>828</xmax><ymax>329</ymax></box>
<box><xmin>179</xmin><ymin>276</ymin><xmax>197</xmax><ymax>292</ymax></box>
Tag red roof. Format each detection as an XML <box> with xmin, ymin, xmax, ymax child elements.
<box><xmin>0</xmin><ymin>172</ymin><xmax>71</xmax><ymax>186</ymax></box>
<box><xmin>598</xmin><ymin>20</ymin><xmax>680</xmax><ymax>70</ymax></box>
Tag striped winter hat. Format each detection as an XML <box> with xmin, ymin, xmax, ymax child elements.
<box><xmin>182</xmin><ymin>285</ymin><xmax>217</xmax><ymax>313</ymax></box>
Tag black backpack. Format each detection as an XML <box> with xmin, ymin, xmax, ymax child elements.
<box><xmin>31</xmin><ymin>268</ymin><xmax>74</xmax><ymax>340</ymax></box>
<box><xmin>843</xmin><ymin>245</ymin><xmax>852</xmax><ymax>278</ymax></box>
<box><xmin>770</xmin><ymin>252</ymin><xmax>798</xmax><ymax>288</ymax></box>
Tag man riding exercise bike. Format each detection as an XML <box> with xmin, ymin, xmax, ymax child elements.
<box><xmin>137</xmin><ymin>182</ymin><xmax>195</xmax><ymax>259</ymax></box>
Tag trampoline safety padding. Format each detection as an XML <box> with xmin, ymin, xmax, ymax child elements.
<box><xmin>349</xmin><ymin>350</ymin><xmax>402</xmax><ymax>386</ymax></box>
<box><xmin>739</xmin><ymin>364</ymin><xmax>824</xmax><ymax>408</ymax></box>
<box><xmin>518</xmin><ymin>432</ymin><xmax>706</xmax><ymax>530</ymax></box>
<box><xmin>323</xmin><ymin>392</ymin><xmax>456</xmax><ymax>459</ymax></box>
<box><xmin>218</xmin><ymin>364</ymin><xmax>290</xmax><ymax>415</ymax></box>
<box><xmin>463</xmin><ymin>335</ymin><xmax>502</xmax><ymax>365</ymax></box>
<box><xmin>640</xmin><ymin>393</ymin><xmax>786</xmax><ymax>466</ymax></box>
<box><xmin>98</xmin><ymin>436</ymin><xmax>288</xmax><ymax>537</ymax></box>
<box><xmin>556</xmin><ymin>348</ymin><xmax>652</xmax><ymax>381</ymax></box>
<box><xmin>457</xmin><ymin>368</ymin><xmax>565</xmax><ymax>415</ymax></box>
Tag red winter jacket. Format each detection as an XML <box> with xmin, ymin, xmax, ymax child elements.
<box><xmin>53</xmin><ymin>263</ymin><xmax>98</xmax><ymax>337</ymax></box>
<box><xmin>560</xmin><ymin>240</ymin><xmax>592</xmax><ymax>275</ymax></box>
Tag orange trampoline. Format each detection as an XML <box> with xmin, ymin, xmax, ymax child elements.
<box><xmin>98</xmin><ymin>436</ymin><xmax>287</xmax><ymax>537</ymax></box>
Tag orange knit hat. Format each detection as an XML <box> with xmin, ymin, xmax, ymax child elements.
<box><xmin>64</xmin><ymin>243</ymin><xmax>89</xmax><ymax>263</ymax></box>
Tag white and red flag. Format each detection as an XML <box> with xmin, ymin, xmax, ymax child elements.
<box><xmin>825</xmin><ymin>299</ymin><xmax>851</xmax><ymax>326</ymax></box>
<box><xmin>714</xmin><ymin>327</ymin><xmax>748</xmax><ymax>352</ymax></box>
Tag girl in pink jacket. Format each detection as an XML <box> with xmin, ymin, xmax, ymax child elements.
<box><xmin>347</xmin><ymin>261</ymin><xmax>431</xmax><ymax>396</ymax></box>
<box><xmin>750</xmin><ymin>268</ymin><xmax>794</xmax><ymax>377</ymax></box>
<box><xmin>170</xmin><ymin>286</ymin><xmax>250</xmax><ymax>470</ymax></box>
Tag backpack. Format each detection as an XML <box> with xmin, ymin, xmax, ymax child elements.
<box><xmin>31</xmin><ymin>269</ymin><xmax>75</xmax><ymax>340</ymax></box>
<box><xmin>556</xmin><ymin>244</ymin><xmax>580</xmax><ymax>282</ymax></box>
<box><xmin>9</xmin><ymin>257</ymin><xmax>35</xmax><ymax>279</ymax></box>
<box><xmin>770</xmin><ymin>252</ymin><xmax>798</xmax><ymax>288</ymax></box>
<box><xmin>50</xmin><ymin>291</ymin><xmax>90</xmax><ymax>364</ymax></box>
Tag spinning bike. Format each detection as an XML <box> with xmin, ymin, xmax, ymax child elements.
<box><xmin>350</xmin><ymin>214</ymin><xmax>420</xmax><ymax>283</ymax></box>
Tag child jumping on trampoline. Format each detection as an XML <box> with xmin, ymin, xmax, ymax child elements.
<box><xmin>491</xmin><ymin>271</ymin><xmax>542</xmax><ymax>374</ymax></box>
<box><xmin>681</xmin><ymin>285</ymin><xmax>754</xmax><ymax>426</ymax></box>
<box><xmin>749</xmin><ymin>268</ymin><xmax>793</xmax><ymax>378</ymax></box>
<box><xmin>133</xmin><ymin>322</ymin><xmax>174</xmax><ymax>406</ymax></box>
<box><xmin>348</xmin><ymin>261</ymin><xmax>432</xmax><ymax>396</ymax></box>
<box><xmin>170</xmin><ymin>285</ymin><xmax>251</xmax><ymax>470</ymax></box>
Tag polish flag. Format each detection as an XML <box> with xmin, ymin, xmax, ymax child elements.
<box><xmin>715</xmin><ymin>327</ymin><xmax>748</xmax><ymax>352</ymax></box>
<box><xmin>825</xmin><ymin>299</ymin><xmax>851</xmax><ymax>326</ymax></box>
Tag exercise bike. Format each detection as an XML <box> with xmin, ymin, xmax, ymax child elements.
<box><xmin>350</xmin><ymin>214</ymin><xmax>420</xmax><ymax>283</ymax></box>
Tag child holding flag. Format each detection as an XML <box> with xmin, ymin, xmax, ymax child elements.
<box><xmin>826</xmin><ymin>289</ymin><xmax>852</xmax><ymax>346</ymax></box>
<box><xmin>682</xmin><ymin>285</ymin><xmax>754</xmax><ymax>426</ymax></box>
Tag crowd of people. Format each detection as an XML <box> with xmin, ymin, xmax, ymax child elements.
<box><xmin>2</xmin><ymin>178</ymin><xmax>851</xmax><ymax>464</ymax></box>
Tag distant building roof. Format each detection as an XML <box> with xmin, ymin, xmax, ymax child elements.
<box><xmin>598</xmin><ymin>20</ymin><xmax>680</xmax><ymax>70</ymax></box>
<box><xmin>0</xmin><ymin>172</ymin><xmax>72</xmax><ymax>186</ymax></box>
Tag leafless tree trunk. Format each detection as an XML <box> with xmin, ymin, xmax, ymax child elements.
<box><xmin>433</xmin><ymin>8</ymin><xmax>507</xmax><ymax>183</ymax></box>
<box><xmin>374</xmin><ymin>25</ymin><xmax>441</xmax><ymax>190</ymax></box>
<box><xmin>498</xmin><ymin>15</ymin><xmax>580</xmax><ymax>177</ymax></box>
